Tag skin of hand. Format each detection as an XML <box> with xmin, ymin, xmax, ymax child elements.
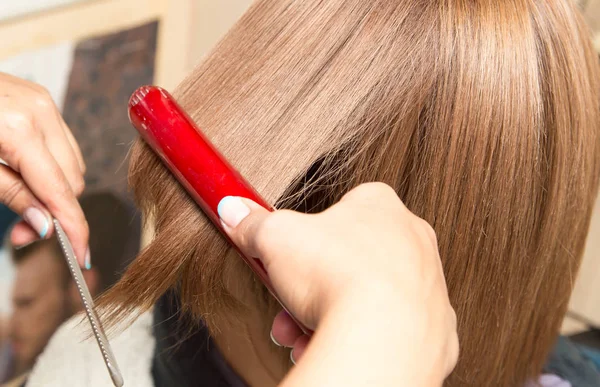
<box><xmin>218</xmin><ymin>182</ymin><xmax>459</xmax><ymax>387</ymax></box>
<box><xmin>0</xmin><ymin>72</ymin><xmax>89</xmax><ymax>267</ymax></box>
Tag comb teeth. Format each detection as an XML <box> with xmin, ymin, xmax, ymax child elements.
<box><xmin>52</xmin><ymin>219</ymin><xmax>124</xmax><ymax>387</ymax></box>
<box><xmin>129</xmin><ymin>85</ymin><xmax>151</xmax><ymax>108</ymax></box>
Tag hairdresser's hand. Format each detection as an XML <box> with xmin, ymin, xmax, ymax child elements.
<box><xmin>0</xmin><ymin>73</ymin><xmax>89</xmax><ymax>267</ymax></box>
<box><xmin>219</xmin><ymin>183</ymin><xmax>458</xmax><ymax>387</ymax></box>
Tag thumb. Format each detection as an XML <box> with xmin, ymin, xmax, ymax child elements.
<box><xmin>218</xmin><ymin>196</ymin><xmax>272</xmax><ymax>258</ymax></box>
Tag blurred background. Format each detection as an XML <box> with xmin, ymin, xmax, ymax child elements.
<box><xmin>0</xmin><ymin>1</ymin><xmax>598</xmax><ymax>385</ymax></box>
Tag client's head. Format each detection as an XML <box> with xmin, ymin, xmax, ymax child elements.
<box><xmin>9</xmin><ymin>239</ymin><xmax>71</xmax><ymax>375</ymax></box>
<box><xmin>106</xmin><ymin>1</ymin><xmax>600</xmax><ymax>385</ymax></box>
<box><xmin>8</xmin><ymin>191</ymin><xmax>134</xmax><ymax>375</ymax></box>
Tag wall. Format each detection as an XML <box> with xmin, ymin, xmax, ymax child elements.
<box><xmin>0</xmin><ymin>0</ymin><xmax>91</xmax><ymax>22</ymax></box>
<box><xmin>566</xmin><ymin>0</ymin><xmax>600</xmax><ymax>329</ymax></box>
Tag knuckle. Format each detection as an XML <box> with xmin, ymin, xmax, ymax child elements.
<box><xmin>421</xmin><ymin>218</ymin><xmax>436</xmax><ymax>236</ymax></box>
<box><xmin>429</xmin><ymin>228</ymin><xmax>439</xmax><ymax>247</ymax></box>
<box><xmin>353</xmin><ymin>182</ymin><xmax>387</xmax><ymax>196</ymax></box>
<box><xmin>0</xmin><ymin>142</ymin><xmax>18</xmax><ymax>166</ymax></box>
<box><xmin>50</xmin><ymin>180</ymin><xmax>75</xmax><ymax>209</ymax></box>
<box><xmin>416</xmin><ymin>216</ymin><xmax>437</xmax><ymax>242</ymax></box>
<box><xmin>0</xmin><ymin>179</ymin><xmax>25</xmax><ymax>208</ymax></box>
<box><xmin>71</xmin><ymin>176</ymin><xmax>85</xmax><ymax>196</ymax></box>
<box><xmin>451</xmin><ymin>307</ymin><xmax>458</xmax><ymax>328</ymax></box>
<box><xmin>362</xmin><ymin>182</ymin><xmax>396</xmax><ymax>199</ymax></box>
<box><xmin>33</xmin><ymin>88</ymin><xmax>54</xmax><ymax>110</ymax></box>
<box><xmin>343</xmin><ymin>183</ymin><xmax>400</xmax><ymax>206</ymax></box>
<box><xmin>5</xmin><ymin>111</ymin><xmax>34</xmax><ymax>136</ymax></box>
<box><xmin>62</xmin><ymin>205</ymin><xmax>89</xmax><ymax>242</ymax></box>
<box><xmin>370</xmin><ymin>182</ymin><xmax>396</xmax><ymax>196</ymax></box>
<box><xmin>255</xmin><ymin>215</ymin><xmax>277</xmax><ymax>243</ymax></box>
<box><xmin>237</xmin><ymin>221</ymin><xmax>253</xmax><ymax>249</ymax></box>
<box><xmin>254</xmin><ymin>212</ymin><xmax>288</xmax><ymax>249</ymax></box>
<box><xmin>80</xmin><ymin>218</ymin><xmax>90</xmax><ymax>240</ymax></box>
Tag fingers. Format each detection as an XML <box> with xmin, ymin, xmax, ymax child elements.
<box><xmin>271</xmin><ymin>310</ymin><xmax>304</xmax><ymax>348</ymax></box>
<box><xmin>218</xmin><ymin>196</ymin><xmax>272</xmax><ymax>258</ymax></box>
<box><xmin>8</xmin><ymin>137</ymin><xmax>88</xmax><ymax>266</ymax></box>
<box><xmin>0</xmin><ymin>164</ymin><xmax>52</xmax><ymax>239</ymax></box>
<box><xmin>290</xmin><ymin>335</ymin><xmax>310</xmax><ymax>364</ymax></box>
<box><xmin>41</xmin><ymin>116</ymin><xmax>85</xmax><ymax>196</ymax></box>
<box><xmin>270</xmin><ymin>310</ymin><xmax>310</xmax><ymax>365</ymax></box>
<box><xmin>30</xmin><ymin>91</ymin><xmax>84</xmax><ymax>195</ymax></box>
<box><xmin>0</xmin><ymin>79</ymin><xmax>88</xmax><ymax>266</ymax></box>
<box><xmin>218</xmin><ymin>196</ymin><xmax>307</xmax><ymax>273</ymax></box>
<box><xmin>10</xmin><ymin>220</ymin><xmax>39</xmax><ymax>247</ymax></box>
<box><xmin>62</xmin><ymin>119</ymin><xmax>86</xmax><ymax>174</ymax></box>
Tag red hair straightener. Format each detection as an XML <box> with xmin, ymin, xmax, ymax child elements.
<box><xmin>128</xmin><ymin>86</ymin><xmax>311</xmax><ymax>335</ymax></box>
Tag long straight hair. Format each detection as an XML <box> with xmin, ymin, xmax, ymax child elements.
<box><xmin>103</xmin><ymin>0</ymin><xmax>600</xmax><ymax>385</ymax></box>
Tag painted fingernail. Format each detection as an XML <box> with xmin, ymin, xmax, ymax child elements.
<box><xmin>22</xmin><ymin>207</ymin><xmax>50</xmax><ymax>238</ymax></box>
<box><xmin>84</xmin><ymin>248</ymin><xmax>92</xmax><ymax>270</ymax></box>
<box><xmin>14</xmin><ymin>241</ymin><xmax>35</xmax><ymax>250</ymax></box>
<box><xmin>218</xmin><ymin>196</ymin><xmax>250</xmax><ymax>228</ymax></box>
<box><xmin>290</xmin><ymin>349</ymin><xmax>296</xmax><ymax>365</ymax></box>
<box><xmin>270</xmin><ymin>329</ymin><xmax>282</xmax><ymax>347</ymax></box>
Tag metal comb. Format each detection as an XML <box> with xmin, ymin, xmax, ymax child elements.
<box><xmin>53</xmin><ymin>219</ymin><xmax>124</xmax><ymax>386</ymax></box>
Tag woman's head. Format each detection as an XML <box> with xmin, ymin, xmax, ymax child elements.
<box><xmin>104</xmin><ymin>1</ymin><xmax>600</xmax><ymax>385</ymax></box>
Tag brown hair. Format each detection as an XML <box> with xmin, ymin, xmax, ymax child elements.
<box><xmin>79</xmin><ymin>191</ymin><xmax>138</xmax><ymax>293</ymax></box>
<box><xmin>104</xmin><ymin>1</ymin><xmax>600</xmax><ymax>385</ymax></box>
<box><xmin>11</xmin><ymin>192</ymin><xmax>136</xmax><ymax>294</ymax></box>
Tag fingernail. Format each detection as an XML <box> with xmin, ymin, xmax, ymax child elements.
<box><xmin>270</xmin><ymin>330</ymin><xmax>282</xmax><ymax>347</ymax></box>
<box><xmin>84</xmin><ymin>248</ymin><xmax>92</xmax><ymax>270</ymax></box>
<box><xmin>290</xmin><ymin>349</ymin><xmax>296</xmax><ymax>365</ymax></box>
<box><xmin>15</xmin><ymin>241</ymin><xmax>35</xmax><ymax>250</ymax></box>
<box><xmin>217</xmin><ymin>196</ymin><xmax>250</xmax><ymax>228</ymax></box>
<box><xmin>22</xmin><ymin>208</ymin><xmax>50</xmax><ymax>238</ymax></box>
